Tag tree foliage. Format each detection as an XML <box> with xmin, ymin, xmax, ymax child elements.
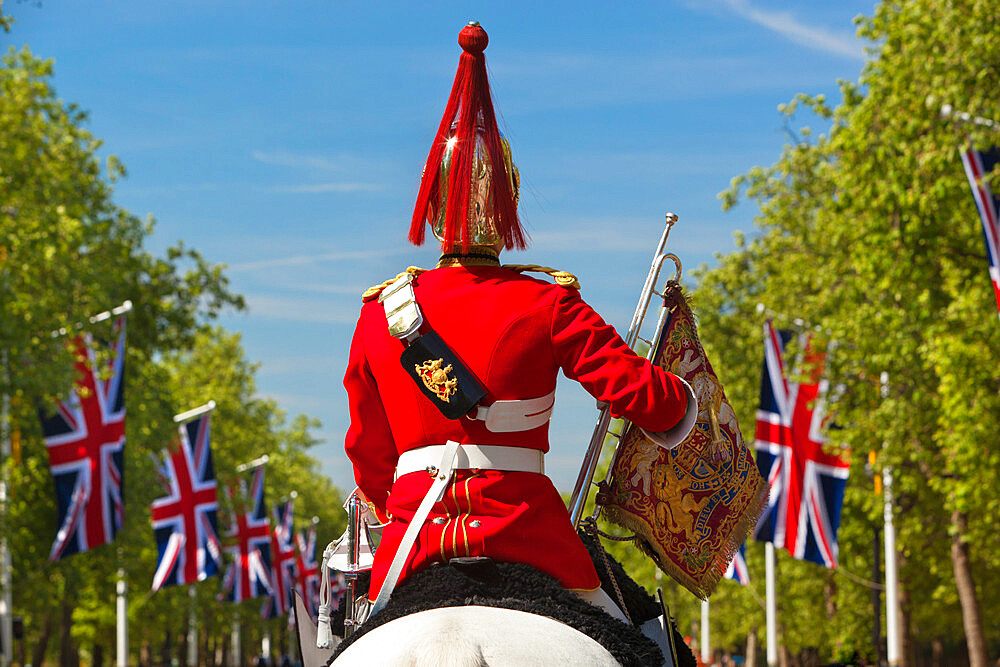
<box><xmin>0</xmin><ymin>31</ymin><xmax>343</xmax><ymax>666</ymax></box>
<box><xmin>641</xmin><ymin>0</ymin><xmax>1000</xmax><ymax>662</ymax></box>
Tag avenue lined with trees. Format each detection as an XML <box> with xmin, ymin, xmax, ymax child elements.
<box><xmin>1</xmin><ymin>0</ymin><xmax>998</xmax><ymax>664</ymax></box>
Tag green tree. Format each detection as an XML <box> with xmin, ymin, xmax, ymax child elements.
<box><xmin>0</xmin><ymin>25</ymin><xmax>343</xmax><ymax>664</ymax></box>
<box><xmin>691</xmin><ymin>0</ymin><xmax>1000</xmax><ymax>663</ymax></box>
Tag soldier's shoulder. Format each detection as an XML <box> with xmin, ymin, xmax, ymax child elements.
<box><xmin>500</xmin><ymin>264</ymin><xmax>581</xmax><ymax>290</ymax></box>
<box><xmin>361</xmin><ymin>266</ymin><xmax>429</xmax><ymax>302</ymax></box>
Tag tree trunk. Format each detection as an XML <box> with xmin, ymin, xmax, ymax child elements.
<box><xmin>931</xmin><ymin>637</ymin><xmax>943</xmax><ymax>667</ymax></box>
<box><xmin>58</xmin><ymin>598</ymin><xmax>79</xmax><ymax>667</ymax></box>
<box><xmin>950</xmin><ymin>510</ymin><xmax>988</xmax><ymax>667</ymax></box>
<box><xmin>746</xmin><ymin>626</ymin><xmax>758</xmax><ymax>667</ymax></box>
<box><xmin>899</xmin><ymin>583</ymin><xmax>914</xmax><ymax>667</ymax></box>
<box><xmin>823</xmin><ymin>571</ymin><xmax>837</xmax><ymax>620</ymax></box>
<box><xmin>31</xmin><ymin>609</ymin><xmax>53</xmax><ymax>667</ymax></box>
<box><xmin>779</xmin><ymin>643</ymin><xmax>792</xmax><ymax>667</ymax></box>
<box><xmin>161</xmin><ymin>631</ymin><xmax>172</xmax><ymax>667</ymax></box>
<box><xmin>896</xmin><ymin>548</ymin><xmax>913</xmax><ymax>667</ymax></box>
<box><xmin>178</xmin><ymin>628</ymin><xmax>188</xmax><ymax>667</ymax></box>
<box><xmin>93</xmin><ymin>641</ymin><xmax>104</xmax><ymax>667</ymax></box>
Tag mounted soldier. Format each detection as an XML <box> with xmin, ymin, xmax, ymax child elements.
<box><xmin>342</xmin><ymin>19</ymin><xmax>697</xmax><ymax>625</ymax></box>
<box><xmin>298</xmin><ymin>21</ymin><xmax>770</xmax><ymax>667</ymax></box>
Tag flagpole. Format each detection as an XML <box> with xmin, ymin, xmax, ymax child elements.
<box><xmin>229</xmin><ymin>612</ymin><xmax>240</xmax><ymax>667</ymax></box>
<box><xmin>883</xmin><ymin>469</ymin><xmax>899</xmax><ymax>667</ymax></box>
<box><xmin>236</xmin><ymin>454</ymin><xmax>269</xmax><ymax>473</ymax></box>
<box><xmin>940</xmin><ymin>104</ymin><xmax>1000</xmax><ymax>129</ymax></box>
<box><xmin>52</xmin><ymin>300</ymin><xmax>133</xmax><ymax>338</ymax></box>
<box><xmin>174</xmin><ymin>400</ymin><xmax>217</xmax><ymax>424</ymax></box>
<box><xmin>187</xmin><ymin>584</ymin><xmax>197</xmax><ymax>667</ymax></box>
<box><xmin>881</xmin><ymin>372</ymin><xmax>900</xmax><ymax>667</ymax></box>
<box><xmin>261</xmin><ymin>629</ymin><xmax>271</xmax><ymax>664</ymax></box>
<box><xmin>231</xmin><ymin>455</ymin><xmax>266</xmax><ymax>666</ymax></box>
<box><xmin>0</xmin><ymin>350</ymin><xmax>13</xmax><ymax>667</ymax></box>
<box><xmin>116</xmin><ymin>565</ymin><xmax>128</xmax><ymax>667</ymax></box>
<box><xmin>765</xmin><ymin>542</ymin><xmax>778</xmax><ymax>667</ymax></box>
<box><xmin>700</xmin><ymin>598</ymin><xmax>711</xmax><ymax>665</ymax></box>
<box><xmin>172</xmin><ymin>401</ymin><xmax>216</xmax><ymax>667</ymax></box>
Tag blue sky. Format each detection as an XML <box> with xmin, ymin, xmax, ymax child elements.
<box><xmin>10</xmin><ymin>1</ymin><xmax>875</xmax><ymax>493</ymax></box>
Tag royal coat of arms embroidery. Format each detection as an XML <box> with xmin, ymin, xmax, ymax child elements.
<box><xmin>414</xmin><ymin>358</ymin><xmax>459</xmax><ymax>403</ymax></box>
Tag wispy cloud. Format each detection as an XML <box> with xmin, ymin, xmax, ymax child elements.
<box><xmin>241</xmin><ymin>294</ymin><xmax>358</xmax><ymax>324</ymax></box>
<box><xmin>295</xmin><ymin>283</ymin><xmax>370</xmax><ymax>295</ymax></box>
<box><xmin>267</xmin><ymin>183</ymin><xmax>383</xmax><ymax>194</ymax></box>
<box><xmin>257</xmin><ymin>356</ymin><xmax>341</xmax><ymax>377</ymax></box>
<box><xmin>116</xmin><ymin>183</ymin><xmax>222</xmax><ymax>196</ymax></box>
<box><xmin>251</xmin><ymin>150</ymin><xmax>343</xmax><ymax>170</ymax></box>
<box><xmin>119</xmin><ymin>180</ymin><xmax>382</xmax><ymax>196</ymax></box>
<box><xmin>260</xmin><ymin>391</ymin><xmax>336</xmax><ymax>414</ymax></box>
<box><xmin>527</xmin><ymin>230</ymin><xmax>655</xmax><ymax>254</ymax></box>
<box><xmin>251</xmin><ymin>150</ymin><xmax>390</xmax><ymax>174</ymax></box>
<box><xmin>227</xmin><ymin>247</ymin><xmax>413</xmax><ymax>273</ymax></box>
<box><xmin>250</xmin><ymin>150</ymin><xmax>386</xmax><ymax>194</ymax></box>
<box><xmin>525</xmin><ymin>216</ymin><xmax>722</xmax><ymax>255</ymax></box>
<box><xmin>486</xmin><ymin>50</ymin><xmax>848</xmax><ymax>116</ymax></box>
<box><xmin>711</xmin><ymin>0</ymin><xmax>866</xmax><ymax>61</ymax></box>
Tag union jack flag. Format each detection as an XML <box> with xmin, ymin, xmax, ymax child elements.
<box><xmin>960</xmin><ymin>145</ymin><xmax>1000</xmax><ymax>317</ymax></box>
<box><xmin>261</xmin><ymin>499</ymin><xmax>297</xmax><ymax>619</ymax></box>
<box><xmin>294</xmin><ymin>526</ymin><xmax>321</xmax><ymax>621</ymax></box>
<box><xmin>221</xmin><ymin>466</ymin><xmax>272</xmax><ymax>602</ymax></box>
<box><xmin>724</xmin><ymin>543</ymin><xmax>750</xmax><ymax>586</ymax></box>
<box><xmin>41</xmin><ymin>317</ymin><xmax>126</xmax><ymax>561</ymax></box>
<box><xmin>752</xmin><ymin>321</ymin><xmax>850</xmax><ymax>568</ymax></box>
<box><xmin>150</xmin><ymin>412</ymin><xmax>222</xmax><ymax>590</ymax></box>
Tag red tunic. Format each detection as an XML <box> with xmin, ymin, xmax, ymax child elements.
<box><xmin>343</xmin><ymin>263</ymin><xmax>690</xmax><ymax>597</ymax></box>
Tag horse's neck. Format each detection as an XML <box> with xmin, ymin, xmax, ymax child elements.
<box><xmin>331</xmin><ymin>606</ymin><xmax>622</xmax><ymax>666</ymax></box>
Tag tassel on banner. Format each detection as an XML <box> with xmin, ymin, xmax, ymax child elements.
<box><xmin>708</xmin><ymin>403</ymin><xmax>732</xmax><ymax>463</ymax></box>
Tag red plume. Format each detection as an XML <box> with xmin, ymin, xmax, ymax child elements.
<box><xmin>409</xmin><ymin>23</ymin><xmax>527</xmax><ymax>250</ymax></box>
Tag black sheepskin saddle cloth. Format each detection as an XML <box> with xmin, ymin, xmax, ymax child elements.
<box><xmin>329</xmin><ymin>558</ymin><xmax>662</xmax><ymax>666</ymax></box>
<box><xmin>328</xmin><ymin>531</ymin><xmax>697</xmax><ymax>666</ymax></box>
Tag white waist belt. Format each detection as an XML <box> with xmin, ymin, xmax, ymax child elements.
<box><xmin>373</xmin><ymin>440</ymin><xmax>545</xmax><ymax>617</ymax></box>
<box><xmin>396</xmin><ymin>443</ymin><xmax>544</xmax><ymax>478</ymax></box>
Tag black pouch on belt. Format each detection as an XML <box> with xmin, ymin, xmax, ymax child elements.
<box><xmin>400</xmin><ymin>330</ymin><xmax>487</xmax><ymax>420</ymax></box>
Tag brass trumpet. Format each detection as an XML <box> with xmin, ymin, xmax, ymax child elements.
<box><xmin>567</xmin><ymin>213</ymin><xmax>683</xmax><ymax>529</ymax></box>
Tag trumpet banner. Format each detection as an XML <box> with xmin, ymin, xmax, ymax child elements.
<box><xmin>602</xmin><ymin>283</ymin><xmax>767</xmax><ymax>598</ymax></box>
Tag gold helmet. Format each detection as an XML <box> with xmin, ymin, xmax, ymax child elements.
<box><xmin>409</xmin><ymin>23</ymin><xmax>528</xmax><ymax>251</ymax></box>
<box><xmin>428</xmin><ymin>120</ymin><xmax>520</xmax><ymax>246</ymax></box>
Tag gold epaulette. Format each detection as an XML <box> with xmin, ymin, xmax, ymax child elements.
<box><xmin>502</xmin><ymin>264</ymin><xmax>581</xmax><ymax>289</ymax></box>
<box><xmin>362</xmin><ymin>266</ymin><xmax>428</xmax><ymax>302</ymax></box>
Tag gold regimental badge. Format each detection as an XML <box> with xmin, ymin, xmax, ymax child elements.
<box><xmin>415</xmin><ymin>358</ymin><xmax>459</xmax><ymax>403</ymax></box>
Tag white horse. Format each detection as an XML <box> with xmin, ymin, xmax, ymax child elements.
<box><xmin>296</xmin><ymin>495</ymin><xmax>685</xmax><ymax>667</ymax></box>
<box><xmin>332</xmin><ymin>606</ymin><xmax>622</xmax><ymax>666</ymax></box>
<box><xmin>296</xmin><ymin>590</ymin><xmax>680</xmax><ymax>667</ymax></box>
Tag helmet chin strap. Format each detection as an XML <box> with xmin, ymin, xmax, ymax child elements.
<box><xmin>436</xmin><ymin>247</ymin><xmax>502</xmax><ymax>268</ymax></box>
<box><xmin>439</xmin><ymin>242</ymin><xmax>502</xmax><ymax>255</ymax></box>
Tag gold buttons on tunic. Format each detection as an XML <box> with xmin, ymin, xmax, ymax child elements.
<box><xmin>432</xmin><ymin>517</ymin><xmax>446</xmax><ymax>524</ymax></box>
<box><xmin>469</xmin><ymin>520</ymin><xmax>481</xmax><ymax>528</ymax></box>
